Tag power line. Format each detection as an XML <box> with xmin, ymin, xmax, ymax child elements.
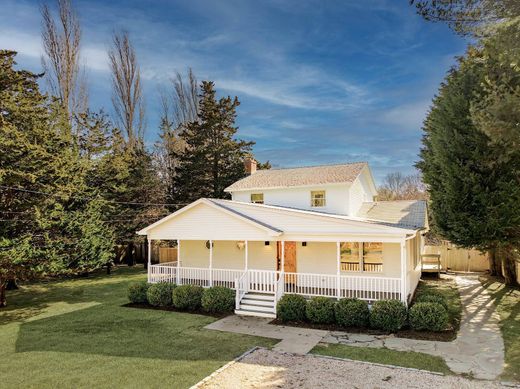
<box><xmin>0</xmin><ymin>185</ymin><xmax>188</xmax><ymax>207</ymax></box>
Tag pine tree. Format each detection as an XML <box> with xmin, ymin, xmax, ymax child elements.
<box><xmin>172</xmin><ymin>81</ymin><xmax>254</xmax><ymax>204</ymax></box>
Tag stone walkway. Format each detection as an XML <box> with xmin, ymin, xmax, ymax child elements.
<box><xmin>205</xmin><ymin>275</ymin><xmax>505</xmax><ymax>380</ymax></box>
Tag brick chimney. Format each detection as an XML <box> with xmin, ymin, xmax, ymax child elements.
<box><xmin>244</xmin><ymin>157</ymin><xmax>257</xmax><ymax>175</ymax></box>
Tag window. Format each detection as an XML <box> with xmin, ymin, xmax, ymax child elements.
<box><xmin>251</xmin><ymin>193</ymin><xmax>264</xmax><ymax>204</ymax></box>
<box><xmin>310</xmin><ymin>190</ymin><xmax>326</xmax><ymax>207</ymax></box>
<box><xmin>340</xmin><ymin>242</ymin><xmax>383</xmax><ymax>272</ymax></box>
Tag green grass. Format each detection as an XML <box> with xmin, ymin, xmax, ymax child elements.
<box><xmin>311</xmin><ymin>343</ymin><xmax>453</xmax><ymax>374</ymax></box>
<box><xmin>0</xmin><ymin>266</ymin><xmax>276</xmax><ymax>389</ymax></box>
<box><xmin>479</xmin><ymin>276</ymin><xmax>520</xmax><ymax>383</ymax></box>
<box><xmin>412</xmin><ymin>276</ymin><xmax>462</xmax><ymax>335</ymax></box>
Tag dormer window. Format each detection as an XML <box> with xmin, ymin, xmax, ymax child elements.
<box><xmin>311</xmin><ymin>190</ymin><xmax>326</xmax><ymax>207</ymax></box>
<box><xmin>251</xmin><ymin>193</ymin><xmax>264</xmax><ymax>204</ymax></box>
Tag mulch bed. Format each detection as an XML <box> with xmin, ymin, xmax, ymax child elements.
<box><xmin>269</xmin><ymin>319</ymin><xmax>456</xmax><ymax>342</ymax></box>
<box><xmin>122</xmin><ymin>302</ymin><xmax>231</xmax><ymax>318</ymax></box>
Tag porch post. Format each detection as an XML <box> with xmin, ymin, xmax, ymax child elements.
<box><xmin>147</xmin><ymin>238</ymin><xmax>152</xmax><ymax>283</ymax></box>
<box><xmin>336</xmin><ymin>242</ymin><xmax>341</xmax><ymax>300</ymax></box>
<box><xmin>281</xmin><ymin>241</ymin><xmax>285</xmax><ymax>272</ymax></box>
<box><xmin>176</xmin><ymin>239</ymin><xmax>180</xmax><ymax>285</ymax></box>
<box><xmin>400</xmin><ymin>239</ymin><xmax>407</xmax><ymax>305</ymax></box>
<box><xmin>209</xmin><ymin>240</ymin><xmax>213</xmax><ymax>287</ymax></box>
<box><xmin>244</xmin><ymin>240</ymin><xmax>248</xmax><ymax>270</ymax></box>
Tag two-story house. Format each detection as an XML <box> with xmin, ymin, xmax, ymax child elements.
<box><xmin>138</xmin><ymin>159</ymin><xmax>427</xmax><ymax>317</ymax></box>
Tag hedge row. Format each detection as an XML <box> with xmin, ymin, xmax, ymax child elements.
<box><xmin>277</xmin><ymin>293</ymin><xmax>449</xmax><ymax>332</ymax></box>
<box><xmin>127</xmin><ymin>282</ymin><xmax>234</xmax><ymax>314</ymax></box>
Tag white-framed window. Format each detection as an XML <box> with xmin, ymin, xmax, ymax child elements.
<box><xmin>310</xmin><ymin>190</ymin><xmax>326</xmax><ymax>207</ymax></box>
<box><xmin>251</xmin><ymin>193</ymin><xmax>264</xmax><ymax>204</ymax></box>
<box><xmin>340</xmin><ymin>242</ymin><xmax>383</xmax><ymax>272</ymax></box>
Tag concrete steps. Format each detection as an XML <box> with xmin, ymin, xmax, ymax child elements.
<box><xmin>235</xmin><ymin>292</ymin><xmax>276</xmax><ymax>318</ymax></box>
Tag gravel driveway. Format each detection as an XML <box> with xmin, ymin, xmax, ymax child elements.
<box><xmin>194</xmin><ymin>348</ymin><xmax>506</xmax><ymax>389</ymax></box>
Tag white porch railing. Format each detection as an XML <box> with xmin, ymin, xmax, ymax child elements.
<box><xmin>235</xmin><ymin>271</ymin><xmax>248</xmax><ymax>310</ymax></box>
<box><xmin>149</xmin><ymin>264</ymin><xmax>402</xmax><ymax>302</ymax></box>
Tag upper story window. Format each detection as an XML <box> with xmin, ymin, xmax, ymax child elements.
<box><xmin>340</xmin><ymin>242</ymin><xmax>383</xmax><ymax>272</ymax></box>
<box><xmin>251</xmin><ymin>193</ymin><xmax>264</xmax><ymax>204</ymax></box>
<box><xmin>310</xmin><ymin>190</ymin><xmax>326</xmax><ymax>207</ymax></box>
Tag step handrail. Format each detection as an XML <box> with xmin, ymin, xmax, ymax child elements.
<box><xmin>274</xmin><ymin>272</ymin><xmax>284</xmax><ymax>312</ymax></box>
<box><xmin>235</xmin><ymin>271</ymin><xmax>248</xmax><ymax>310</ymax></box>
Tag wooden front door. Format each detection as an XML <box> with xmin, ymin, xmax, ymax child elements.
<box><xmin>277</xmin><ymin>241</ymin><xmax>297</xmax><ymax>273</ymax></box>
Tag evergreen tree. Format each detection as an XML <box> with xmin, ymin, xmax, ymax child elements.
<box><xmin>172</xmin><ymin>81</ymin><xmax>254</xmax><ymax>204</ymax></box>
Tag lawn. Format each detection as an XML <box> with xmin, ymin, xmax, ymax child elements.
<box><xmin>479</xmin><ymin>275</ymin><xmax>520</xmax><ymax>383</ymax></box>
<box><xmin>311</xmin><ymin>343</ymin><xmax>452</xmax><ymax>374</ymax></box>
<box><xmin>0</xmin><ymin>266</ymin><xmax>276</xmax><ymax>389</ymax></box>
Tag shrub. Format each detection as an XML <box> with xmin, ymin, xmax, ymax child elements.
<box><xmin>201</xmin><ymin>286</ymin><xmax>235</xmax><ymax>313</ymax></box>
<box><xmin>172</xmin><ymin>284</ymin><xmax>204</xmax><ymax>311</ymax></box>
<box><xmin>415</xmin><ymin>293</ymin><xmax>448</xmax><ymax>311</ymax></box>
<box><xmin>369</xmin><ymin>299</ymin><xmax>407</xmax><ymax>332</ymax></box>
<box><xmin>128</xmin><ymin>281</ymin><xmax>150</xmax><ymax>304</ymax></box>
<box><xmin>277</xmin><ymin>294</ymin><xmax>307</xmax><ymax>322</ymax></box>
<box><xmin>146</xmin><ymin>282</ymin><xmax>174</xmax><ymax>307</ymax></box>
<box><xmin>409</xmin><ymin>302</ymin><xmax>449</xmax><ymax>331</ymax></box>
<box><xmin>334</xmin><ymin>298</ymin><xmax>370</xmax><ymax>328</ymax></box>
<box><xmin>306</xmin><ymin>297</ymin><xmax>335</xmax><ymax>324</ymax></box>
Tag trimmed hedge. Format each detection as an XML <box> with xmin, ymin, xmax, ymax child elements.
<box><xmin>172</xmin><ymin>284</ymin><xmax>204</xmax><ymax>311</ymax></box>
<box><xmin>201</xmin><ymin>286</ymin><xmax>235</xmax><ymax>313</ymax></box>
<box><xmin>146</xmin><ymin>282</ymin><xmax>174</xmax><ymax>307</ymax></box>
<box><xmin>370</xmin><ymin>299</ymin><xmax>407</xmax><ymax>332</ymax></box>
<box><xmin>335</xmin><ymin>298</ymin><xmax>370</xmax><ymax>328</ymax></box>
<box><xmin>306</xmin><ymin>297</ymin><xmax>335</xmax><ymax>324</ymax></box>
<box><xmin>277</xmin><ymin>294</ymin><xmax>307</xmax><ymax>322</ymax></box>
<box><xmin>409</xmin><ymin>302</ymin><xmax>448</xmax><ymax>331</ymax></box>
<box><xmin>128</xmin><ymin>281</ymin><xmax>150</xmax><ymax>304</ymax></box>
<box><xmin>415</xmin><ymin>293</ymin><xmax>448</xmax><ymax>311</ymax></box>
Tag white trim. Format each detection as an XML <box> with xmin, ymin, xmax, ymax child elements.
<box><xmin>281</xmin><ymin>241</ymin><xmax>285</xmax><ymax>273</ymax></box>
<box><xmin>147</xmin><ymin>239</ymin><xmax>152</xmax><ymax>282</ymax></box>
<box><xmin>400</xmin><ymin>239</ymin><xmax>407</xmax><ymax>305</ymax></box>
<box><xmin>209</xmin><ymin>239</ymin><xmax>213</xmax><ymax>287</ymax></box>
<box><xmin>336</xmin><ymin>242</ymin><xmax>340</xmax><ymax>299</ymax></box>
<box><xmin>176</xmin><ymin>240</ymin><xmax>181</xmax><ymax>284</ymax></box>
<box><xmin>225</xmin><ymin>181</ymin><xmax>354</xmax><ymax>193</ymax></box>
<box><xmin>245</xmin><ymin>240</ymin><xmax>248</xmax><ymax>270</ymax></box>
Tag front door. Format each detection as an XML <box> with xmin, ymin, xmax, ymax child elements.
<box><xmin>277</xmin><ymin>241</ymin><xmax>297</xmax><ymax>272</ymax></box>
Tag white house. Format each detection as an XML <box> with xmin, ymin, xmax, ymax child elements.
<box><xmin>138</xmin><ymin>160</ymin><xmax>427</xmax><ymax>318</ymax></box>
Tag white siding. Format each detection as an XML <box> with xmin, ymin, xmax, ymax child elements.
<box><xmin>146</xmin><ymin>202</ymin><xmax>274</xmax><ymax>241</ymax></box>
<box><xmin>349</xmin><ymin>169</ymin><xmax>375</xmax><ymax>216</ymax></box>
<box><xmin>232</xmin><ymin>184</ymin><xmax>351</xmax><ymax>215</ymax></box>
<box><xmin>407</xmin><ymin>236</ymin><xmax>422</xmax><ymax>297</ymax></box>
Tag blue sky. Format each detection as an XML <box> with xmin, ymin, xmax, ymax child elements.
<box><xmin>1</xmin><ymin>0</ymin><xmax>466</xmax><ymax>183</ymax></box>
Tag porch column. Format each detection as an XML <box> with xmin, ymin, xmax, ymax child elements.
<box><xmin>209</xmin><ymin>240</ymin><xmax>213</xmax><ymax>287</ymax></box>
<box><xmin>176</xmin><ymin>239</ymin><xmax>181</xmax><ymax>285</ymax></box>
<box><xmin>400</xmin><ymin>240</ymin><xmax>407</xmax><ymax>305</ymax></box>
<box><xmin>336</xmin><ymin>242</ymin><xmax>341</xmax><ymax>300</ymax></box>
<box><xmin>281</xmin><ymin>241</ymin><xmax>285</xmax><ymax>272</ymax></box>
<box><xmin>244</xmin><ymin>240</ymin><xmax>248</xmax><ymax>270</ymax></box>
<box><xmin>147</xmin><ymin>238</ymin><xmax>152</xmax><ymax>283</ymax></box>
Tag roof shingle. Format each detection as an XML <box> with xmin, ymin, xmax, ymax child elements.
<box><xmin>357</xmin><ymin>200</ymin><xmax>427</xmax><ymax>229</ymax></box>
<box><xmin>225</xmin><ymin>162</ymin><xmax>367</xmax><ymax>192</ymax></box>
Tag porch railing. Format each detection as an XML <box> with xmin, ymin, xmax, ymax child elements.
<box><xmin>235</xmin><ymin>271</ymin><xmax>248</xmax><ymax>310</ymax></box>
<box><xmin>149</xmin><ymin>264</ymin><xmax>401</xmax><ymax>302</ymax></box>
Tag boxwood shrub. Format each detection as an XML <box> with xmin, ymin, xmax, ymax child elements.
<box><xmin>277</xmin><ymin>294</ymin><xmax>307</xmax><ymax>322</ymax></box>
<box><xmin>306</xmin><ymin>297</ymin><xmax>335</xmax><ymax>324</ymax></box>
<box><xmin>172</xmin><ymin>284</ymin><xmax>204</xmax><ymax>311</ymax></box>
<box><xmin>335</xmin><ymin>298</ymin><xmax>370</xmax><ymax>328</ymax></box>
<box><xmin>409</xmin><ymin>302</ymin><xmax>449</xmax><ymax>331</ymax></box>
<box><xmin>201</xmin><ymin>286</ymin><xmax>235</xmax><ymax>313</ymax></box>
<box><xmin>128</xmin><ymin>281</ymin><xmax>150</xmax><ymax>304</ymax></box>
<box><xmin>369</xmin><ymin>299</ymin><xmax>407</xmax><ymax>332</ymax></box>
<box><xmin>415</xmin><ymin>293</ymin><xmax>448</xmax><ymax>311</ymax></box>
<box><xmin>146</xmin><ymin>282</ymin><xmax>174</xmax><ymax>307</ymax></box>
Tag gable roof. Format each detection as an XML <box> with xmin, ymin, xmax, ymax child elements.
<box><xmin>224</xmin><ymin>162</ymin><xmax>367</xmax><ymax>192</ymax></box>
<box><xmin>357</xmin><ymin>200</ymin><xmax>428</xmax><ymax>230</ymax></box>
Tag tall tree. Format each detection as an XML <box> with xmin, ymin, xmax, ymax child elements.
<box><xmin>108</xmin><ymin>30</ymin><xmax>145</xmax><ymax>145</ymax></box>
<box><xmin>417</xmin><ymin>38</ymin><xmax>519</xmax><ymax>285</ymax></box>
<box><xmin>41</xmin><ymin>0</ymin><xmax>87</xmax><ymax>124</ymax></box>
<box><xmin>172</xmin><ymin>81</ymin><xmax>254</xmax><ymax>204</ymax></box>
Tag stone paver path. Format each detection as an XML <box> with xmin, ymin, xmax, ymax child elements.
<box><xmin>205</xmin><ymin>275</ymin><xmax>505</xmax><ymax>380</ymax></box>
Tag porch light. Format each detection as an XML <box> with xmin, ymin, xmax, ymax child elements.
<box><xmin>264</xmin><ymin>241</ymin><xmax>270</xmax><ymax>246</ymax></box>
<box><xmin>236</xmin><ymin>241</ymin><xmax>246</xmax><ymax>250</ymax></box>
<box><xmin>205</xmin><ymin>240</ymin><xmax>213</xmax><ymax>249</ymax></box>
<box><xmin>302</xmin><ymin>242</ymin><xmax>307</xmax><ymax>247</ymax></box>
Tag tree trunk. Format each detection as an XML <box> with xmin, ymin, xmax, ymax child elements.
<box><xmin>6</xmin><ymin>279</ymin><xmax>18</xmax><ymax>290</ymax></box>
<box><xmin>501</xmin><ymin>245</ymin><xmax>518</xmax><ymax>287</ymax></box>
<box><xmin>488</xmin><ymin>248</ymin><xmax>502</xmax><ymax>276</ymax></box>
<box><xmin>0</xmin><ymin>282</ymin><xmax>6</xmax><ymax>308</ymax></box>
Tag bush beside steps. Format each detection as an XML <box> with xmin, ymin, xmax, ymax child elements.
<box><xmin>127</xmin><ymin>282</ymin><xmax>234</xmax><ymax>315</ymax></box>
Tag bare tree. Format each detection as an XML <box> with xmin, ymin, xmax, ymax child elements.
<box><xmin>41</xmin><ymin>0</ymin><xmax>87</xmax><ymax>122</ymax></box>
<box><xmin>108</xmin><ymin>30</ymin><xmax>145</xmax><ymax>144</ymax></box>
<box><xmin>377</xmin><ymin>172</ymin><xmax>428</xmax><ymax>201</ymax></box>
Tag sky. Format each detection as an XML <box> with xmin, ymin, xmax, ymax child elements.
<box><xmin>0</xmin><ymin>0</ymin><xmax>467</xmax><ymax>183</ymax></box>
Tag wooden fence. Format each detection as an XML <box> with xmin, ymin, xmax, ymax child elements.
<box><xmin>423</xmin><ymin>243</ymin><xmax>489</xmax><ymax>272</ymax></box>
<box><xmin>158</xmin><ymin>247</ymin><xmax>178</xmax><ymax>263</ymax></box>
